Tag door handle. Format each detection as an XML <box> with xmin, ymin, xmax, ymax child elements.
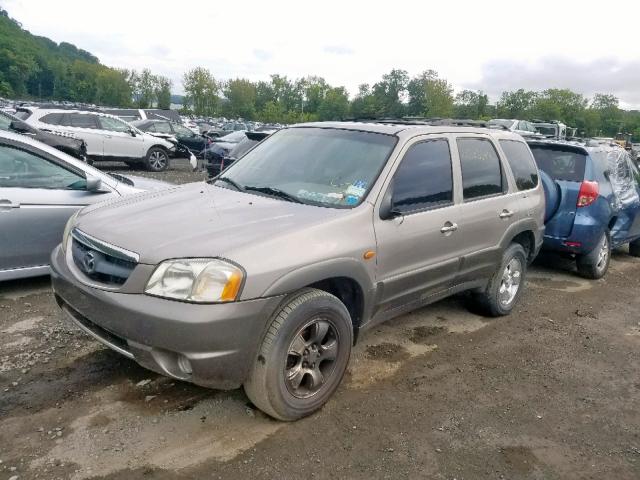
<box><xmin>0</xmin><ymin>199</ymin><xmax>20</xmax><ymax>211</ymax></box>
<box><xmin>499</xmin><ymin>209</ymin><xmax>514</xmax><ymax>219</ymax></box>
<box><xmin>105</xmin><ymin>135</ymin><xmax>112</xmax><ymax>138</ymax></box>
<box><xmin>440</xmin><ymin>222</ymin><xmax>458</xmax><ymax>233</ymax></box>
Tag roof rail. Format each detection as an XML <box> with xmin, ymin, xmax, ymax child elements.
<box><xmin>348</xmin><ymin>117</ymin><xmax>511</xmax><ymax>130</ymax></box>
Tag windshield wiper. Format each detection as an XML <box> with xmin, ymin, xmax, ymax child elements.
<box><xmin>213</xmin><ymin>176</ymin><xmax>244</xmax><ymax>191</ymax></box>
<box><xmin>243</xmin><ymin>186</ymin><xmax>304</xmax><ymax>204</ymax></box>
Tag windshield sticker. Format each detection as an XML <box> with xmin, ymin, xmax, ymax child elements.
<box><xmin>346</xmin><ymin>182</ymin><xmax>366</xmax><ymax>198</ymax></box>
<box><xmin>297</xmin><ymin>189</ymin><xmax>344</xmax><ymax>204</ymax></box>
<box><xmin>345</xmin><ymin>194</ymin><xmax>359</xmax><ymax>205</ymax></box>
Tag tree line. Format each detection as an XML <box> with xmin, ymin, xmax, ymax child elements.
<box><xmin>2</xmin><ymin>7</ymin><xmax>640</xmax><ymax>139</ymax></box>
<box><xmin>182</xmin><ymin>67</ymin><xmax>640</xmax><ymax>138</ymax></box>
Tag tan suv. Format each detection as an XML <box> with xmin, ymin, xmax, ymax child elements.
<box><xmin>51</xmin><ymin>120</ymin><xmax>545</xmax><ymax>420</ymax></box>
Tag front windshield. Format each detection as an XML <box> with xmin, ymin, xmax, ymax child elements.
<box><xmin>215</xmin><ymin>127</ymin><xmax>397</xmax><ymax>208</ymax></box>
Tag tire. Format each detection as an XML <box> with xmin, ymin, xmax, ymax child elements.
<box><xmin>145</xmin><ymin>147</ymin><xmax>170</xmax><ymax>172</ymax></box>
<box><xmin>471</xmin><ymin>243</ymin><xmax>528</xmax><ymax>317</ymax></box>
<box><xmin>244</xmin><ymin>288</ymin><xmax>353</xmax><ymax>421</ymax></box>
<box><xmin>628</xmin><ymin>238</ymin><xmax>640</xmax><ymax>257</ymax></box>
<box><xmin>576</xmin><ymin>231</ymin><xmax>611</xmax><ymax>279</ymax></box>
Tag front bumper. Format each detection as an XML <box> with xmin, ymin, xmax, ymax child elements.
<box><xmin>50</xmin><ymin>245</ymin><xmax>284</xmax><ymax>390</ymax></box>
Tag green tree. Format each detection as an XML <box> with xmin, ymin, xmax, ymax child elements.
<box><xmin>182</xmin><ymin>67</ymin><xmax>219</xmax><ymax>115</ymax></box>
<box><xmin>454</xmin><ymin>89</ymin><xmax>488</xmax><ymax>119</ymax></box>
<box><xmin>318</xmin><ymin>87</ymin><xmax>349</xmax><ymax>120</ymax></box>
<box><xmin>223</xmin><ymin>78</ymin><xmax>257</xmax><ymax>119</ymax></box>
<box><xmin>372</xmin><ymin>69</ymin><xmax>408</xmax><ymax>117</ymax></box>
<box><xmin>155</xmin><ymin>75</ymin><xmax>172</xmax><ymax>109</ymax></box>
<box><xmin>590</xmin><ymin>93</ymin><xmax>622</xmax><ymax>136</ymax></box>
<box><xmin>496</xmin><ymin>89</ymin><xmax>537</xmax><ymax>118</ymax></box>
<box><xmin>407</xmin><ymin>70</ymin><xmax>453</xmax><ymax>118</ymax></box>
<box><xmin>350</xmin><ymin>84</ymin><xmax>377</xmax><ymax>119</ymax></box>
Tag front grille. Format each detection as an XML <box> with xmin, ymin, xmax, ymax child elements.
<box><xmin>71</xmin><ymin>229</ymin><xmax>138</xmax><ymax>286</ymax></box>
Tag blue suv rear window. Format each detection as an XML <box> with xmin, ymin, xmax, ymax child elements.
<box><xmin>529</xmin><ymin>145</ymin><xmax>586</xmax><ymax>182</ymax></box>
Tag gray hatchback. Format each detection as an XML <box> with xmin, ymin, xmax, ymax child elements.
<box><xmin>51</xmin><ymin>120</ymin><xmax>545</xmax><ymax>420</ymax></box>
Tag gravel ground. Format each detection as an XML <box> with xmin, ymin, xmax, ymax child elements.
<box><xmin>1</xmin><ymin>160</ymin><xmax>639</xmax><ymax>479</ymax></box>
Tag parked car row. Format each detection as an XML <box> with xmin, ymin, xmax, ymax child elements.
<box><xmin>5</xmin><ymin>117</ymin><xmax>640</xmax><ymax>423</ymax></box>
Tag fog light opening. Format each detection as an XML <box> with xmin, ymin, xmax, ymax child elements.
<box><xmin>177</xmin><ymin>355</ymin><xmax>193</xmax><ymax>375</ymax></box>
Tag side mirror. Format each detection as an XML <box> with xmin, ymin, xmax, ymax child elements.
<box><xmin>379</xmin><ymin>181</ymin><xmax>400</xmax><ymax>220</ymax></box>
<box><xmin>129</xmin><ymin>128</ymin><xmax>137</xmax><ymax>137</ymax></box>
<box><xmin>86</xmin><ymin>174</ymin><xmax>103</xmax><ymax>192</ymax></box>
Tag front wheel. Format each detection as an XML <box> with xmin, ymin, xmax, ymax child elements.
<box><xmin>244</xmin><ymin>288</ymin><xmax>353</xmax><ymax>421</ymax></box>
<box><xmin>471</xmin><ymin>243</ymin><xmax>527</xmax><ymax>317</ymax></box>
<box><xmin>145</xmin><ymin>147</ymin><xmax>169</xmax><ymax>172</ymax></box>
<box><xmin>576</xmin><ymin>232</ymin><xmax>610</xmax><ymax>279</ymax></box>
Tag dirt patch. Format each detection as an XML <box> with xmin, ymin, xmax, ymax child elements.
<box><xmin>365</xmin><ymin>342</ymin><xmax>411</xmax><ymax>362</ymax></box>
<box><xmin>499</xmin><ymin>446</ymin><xmax>539</xmax><ymax>474</ymax></box>
<box><xmin>411</xmin><ymin>325</ymin><xmax>446</xmax><ymax>343</ymax></box>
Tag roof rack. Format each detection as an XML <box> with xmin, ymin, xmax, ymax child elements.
<box><xmin>349</xmin><ymin>117</ymin><xmax>511</xmax><ymax>130</ymax></box>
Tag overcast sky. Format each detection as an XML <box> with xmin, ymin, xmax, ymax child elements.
<box><xmin>4</xmin><ymin>0</ymin><xmax>640</xmax><ymax>107</ymax></box>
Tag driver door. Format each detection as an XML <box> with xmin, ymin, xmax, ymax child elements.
<box><xmin>98</xmin><ymin>116</ymin><xmax>145</xmax><ymax>159</ymax></box>
<box><xmin>0</xmin><ymin>143</ymin><xmax>112</xmax><ymax>273</ymax></box>
<box><xmin>373</xmin><ymin>136</ymin><xmax>462</xmax><ymax>318</ymax></box>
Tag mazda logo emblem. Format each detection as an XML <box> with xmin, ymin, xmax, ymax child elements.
<box><xmin>82</xmin><ymin>251</ymin><xmax>97</xmax><ymax>274</ymax></box>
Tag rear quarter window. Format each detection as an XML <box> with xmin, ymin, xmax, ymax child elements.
<box><xmin>529</xmin><ymin>145</ymin><xmax>586</xmax><ymax>182</ymax></box>
<box><xmin>499</xmin><ymin>140</ymin><xmax>539</xmax><ymax>191</ymax></box>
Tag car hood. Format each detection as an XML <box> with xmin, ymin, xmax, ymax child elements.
<box><xmin>75</xmin><ymin>182</ymin><xmax>344</xmax><ymax>264</ymax></box>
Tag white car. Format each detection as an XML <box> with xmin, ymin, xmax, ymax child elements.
<box><xmin>21</xmin><ymin>108</ymin><xmax>176</xmax><ymax>171</ymax></box>
<box><xmin>488</xmin><ymin>119</ymin><xmax>541</xmax><ymax>138</ymax></box>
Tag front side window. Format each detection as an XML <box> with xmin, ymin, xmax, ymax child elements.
<box><xmin>391</xmin><ymin>139</ymin><xmax>453</xmax><ymax>214</ymax></box>
<box><xmin>499</xmin><ymin>140</ymin><xmax>539</xmax><ymax>191</ymax></box>
<box><xmin>172</xmin><ymin>124</ymin><xmax>194</xmax><ymax>137</ymax></box>
<box><xmin>69</xmin><ymin>113</ymin><xmax>99</xmax><ymax>129</ymax></box>
<box><xmin>216</xmin><ymin>127</ymin><xmax>397</xmax><ymax>208</ymax></box>
<box><xmin>98</xmin><ymin>116</ymin><xmax>130</xmax><ymax>132</ymax></box>
<box><xmin>458</xmin><ymin>138</ymin><xmax>504</xmax><ymax>200</ymax></box>
<box><xmin>153</xmin><ymin>122</ymin><xmax>172</xmax><ymax>134</ymax></box>
<box><xmin>0</xmin><ymin>145</ymin><xmax>86</xmax><ymax>189</ymax></box>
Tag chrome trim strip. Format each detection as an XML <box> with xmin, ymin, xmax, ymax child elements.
<box><xmin>71</xmin><ymin>228</ymin><xmax>139</xmax><ymax>263</ymax></box>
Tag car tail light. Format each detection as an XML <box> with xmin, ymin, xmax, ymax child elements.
<box><xmin>577</xmin><ymin>181</ymin><xmax>598</xmax><ymax>207</ymax></box>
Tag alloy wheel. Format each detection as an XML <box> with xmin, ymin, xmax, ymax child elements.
<box><xmin>284</xmin><ymin>317</ymin><xmax>339</xmax><ymax>399</ymax></box>
<box><xmin>149</xmin><ymin>150</ymin><xmax>167</xmax><ymax>170</ymax></box>
<box><xmin>596</xmin><ymin>235</ymin><xmax>609</xmax><ymax>271</ymax></box>
<box><xmin>498</xmin><ymin>258</ymin><xmax>522</xmax><ymax>307</ymax></box>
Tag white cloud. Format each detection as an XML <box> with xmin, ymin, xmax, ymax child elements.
<box><xmin>3</xmin><ymin>0</ymin><xmax>640</xmax><ymax>106</ymax></box>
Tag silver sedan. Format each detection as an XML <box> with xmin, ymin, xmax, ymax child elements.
<box><xmin>0</xmin><ymin>130</ymin><xmax>170</xmax><ymax>281</ymax></box>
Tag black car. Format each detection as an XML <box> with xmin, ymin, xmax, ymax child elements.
<box><xmin>0</xmin><ymin>110</ymin><xmax>87</xmax><ymax>160</ymax></box>
<box><xmin>206</xmin><ymin>130</ymin><xmax>273</xmax><ymax>178</ymax></box>
<box><xmin>131</xmin><ymin>119</ymin><xmax>209</xmax><ymax>158</ymax></box>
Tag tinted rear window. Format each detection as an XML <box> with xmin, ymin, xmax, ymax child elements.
<box><xmin>499</xmin><ymin>140</ymin><xmax>539</xmax><ymax>191</ymax></box>
<box><xmin>40</xmin><ymin>113</ymin><xmax>64</xmax><ymax>125</ymax></box>
<box><xmin>529</xmin><ymin>145</ymin><xmax>586</xmax><ymax>182</ymax></box>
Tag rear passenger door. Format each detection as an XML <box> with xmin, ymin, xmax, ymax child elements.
<box><xmin>373</xmin><ymin>136</ymin><xmax>462</xmax><ymax>315</ymax></box>
<box><xmin>499</xmin><ymin>139</ymin><xmax>541</xmax><ymax>222</ymax></box>
<box><xmin>453</xmin><ymin>135</ymin><xmax>522</xmax><ymax>284</ymax></box>
<box><xmin>64</xmin><ymin>113</ymin><xmax>104</xmax><ymax>158</ymax></box>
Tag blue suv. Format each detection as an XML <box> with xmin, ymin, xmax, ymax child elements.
<box><xmin>528</xmin><ymin>139</ymin><xmax>640</xmax><ymax>278</ymax></box>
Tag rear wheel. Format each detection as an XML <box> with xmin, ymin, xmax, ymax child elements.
<box><xmin>244</xmin><ymin>288</ymin><xmax>352</xmax><ymax>421</ymax></box>
<box><xmin>145</xmin><ymin>147</ymin><xmax>169</xmax><ymax>172</ymax></box>
<box><xmin>471</xmin><ymin>243</ymin><xmax>527</xmax><ymax>317</ymax></box>
<box><xmin>576</xmin><ymin>232</ymin><xmax>610</xmax><ymax>279</ymax></box>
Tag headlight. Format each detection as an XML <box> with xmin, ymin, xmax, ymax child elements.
<box><xmin>145</xmin><ymin>258</ymin><xmax>244</xmax><ymax>303</ymax></box>
<box><xmin>62</xmin><ymin>211</ymin><xmax>79</xmax><ymax>252</ymax></box>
